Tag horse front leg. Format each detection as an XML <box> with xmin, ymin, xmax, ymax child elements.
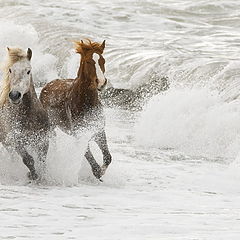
<box><xmin>84</xmin><ymin>146</ymin><xmax>102</xmax><ymax>180</ymax></box>
<box><xmin>15</xmin><ymin>146</ymin><xmax>38</xmax><ymax>180</ymax></box>
<box><xmin>36</xmin><ymin>137</ymin><xmax>49</xmax><ymax>179</ymax></box>
<box><xmin>94</xmin><ymin>130</ymin><xmax>112</xmax><ymax>176</ymax></box>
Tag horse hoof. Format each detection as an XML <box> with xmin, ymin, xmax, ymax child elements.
<box><xmin>101</xmin><ymin>165</ymin><xmax>108</xmax><ymax>176</ymax></box>
<box><xmin>27</xmin><ymin>172</ymin><xmax>39</xmax><ymax>181</ymax></box>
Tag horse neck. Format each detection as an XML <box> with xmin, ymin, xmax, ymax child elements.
<box><xmin>71</xmin><ymin>60</ymin><xmax>99</xmax><ymax>109</ymax></box>
<box><xmin>76</xmin><ymin>58</ymin><xmax>83</xmax><ymax>79</ymax></box>
<box><xmin>23</xmin><ymin>78</ymin><xmax>38</xmax><ymax>105</ymax></box>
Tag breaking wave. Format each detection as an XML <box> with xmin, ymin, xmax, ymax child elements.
<box><xmin>136</xmin><ymin>88</ymin><xmax>240</xmax><ymax>160</ymax></box>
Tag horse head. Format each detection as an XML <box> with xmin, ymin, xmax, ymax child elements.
<box><xmin>7</xmin><ymin>47</ymin><xmax>32</xmax><ymax>105</ymax></box>
<box><xmin>74</xmin><ymin>39</ymin><xmax>107</xmax><ymax>91</ymax></box>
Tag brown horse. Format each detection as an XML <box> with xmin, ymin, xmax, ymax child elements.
<box><xmin>40</xmin><ymin>39</ymin><xmax>112</xmax><ymax>180</ymax></box>
<box><xmin>0</xmin><ymin>47</ymin><xmax>49</xmax><ymax>180</ymax></box>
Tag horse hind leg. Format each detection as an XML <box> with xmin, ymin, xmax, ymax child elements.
<box><xmin>84</xmin><ymin>146</ymin><xmax>102</xmax><ymax>180</ymax></box>
<box><xmin>15</xmin><ymin>146</ymin><xmax>38</xmax><ymax>180</ymax></box>
<box><xmin>94</xmin><ymin>130</ymin><xmax>112</xmax><ymax>176</ymax></box>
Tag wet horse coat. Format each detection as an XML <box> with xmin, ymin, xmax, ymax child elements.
<box><xmin>0</xmin><ymin>47</ymin><xmax>49</xmax><ymax>180</ymax></box>
<box><xmin>40</xmin><ymin>40</ymin><xmax>112</xmax><ymax>179</ymax></box>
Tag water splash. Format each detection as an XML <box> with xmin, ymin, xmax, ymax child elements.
<box><xmin>136</xmin><ymin>88</ymin><xmax>240</xmax><ymax>159</ymax></box>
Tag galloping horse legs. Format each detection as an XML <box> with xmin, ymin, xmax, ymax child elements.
<box><xmin>15</xmin><ymin>146</ymin><xmax>38</xmax><ymax>180</ymax></box>
<box><xmin>94</xmin><ymin>130</ymin><xmax>112</xmax><ymax>175</ymax></box>
<box><xmin>36</xmin><ymin>138</ymin><xmax>49</xmax><ymax>177</ymax></box>
<box><xmin>84</xmin><ymin>146</ymin><xmax>102</xmax><ymax>179</ymax></box>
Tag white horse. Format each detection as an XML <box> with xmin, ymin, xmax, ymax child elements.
<box><xmin>0</xmin><ymin>47</ymin><xmax>49</xmax><ymax>180</ymax></box>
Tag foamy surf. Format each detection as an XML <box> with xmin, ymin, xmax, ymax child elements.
<box><xmin>136</xmin><ymin>88</ymin><xmax>240</xmax><ymax>159</ymax></box>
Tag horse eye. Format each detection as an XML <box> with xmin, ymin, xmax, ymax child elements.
<box><xmin>27</xmin><ymin>70</ymin><xmax>31</xmax><ymax>75</ymax></box>
<box><xmin>9</xmin><ymin>69</ymin><xmax>11</xmax><ymax>73</ymax></box>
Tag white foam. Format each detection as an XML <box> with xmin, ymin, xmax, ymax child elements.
<box><xmin>136</xmin><ymin>88</ymin><xmax>240</xmax><ymax>159</ymax></box>
<box><xmin>46</xmin><ymin>129</ymin><xmax>91</xmax><ymax>186</ymax></box>
<box><xmin>61</xmin><ymin>49</ymin><xmax>80</xmax><ymax>79</ymax></box>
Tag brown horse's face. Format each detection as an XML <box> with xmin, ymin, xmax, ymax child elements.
<box><xmin>92</xmin><ymin>53</ymin><xmax>107</xmax><ymax>91</ymax></box>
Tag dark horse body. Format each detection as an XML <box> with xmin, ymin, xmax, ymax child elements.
<box><xmin>40</xmin><ymin>40</ymin><xmax>112</xmax><ymax>179</ymax></box>
<box><xmin>0</xmin><ymin>47</ymin><xmax>49</xmax><ymax>180</ymax></box>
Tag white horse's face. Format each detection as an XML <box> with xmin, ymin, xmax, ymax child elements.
<box><xmin>93</xmin><ymin>53</ymin><xmax>107</xmax><ymax>91</ymax></box>
<box><xmin>8</xmin><ymin>59</ymin><xmax>32</xmax><ymax>105</ymax></box>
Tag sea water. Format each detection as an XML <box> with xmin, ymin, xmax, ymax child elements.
<box><xmin>0</xmin><ymin>0</ymin><xmax>240</xmax><ymax>239</ymax></box>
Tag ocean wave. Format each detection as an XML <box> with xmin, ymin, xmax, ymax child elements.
<box><xmin>136</xmin><ymin>88</ymin><xmax>240</xmax><ymax>159</ymax></box>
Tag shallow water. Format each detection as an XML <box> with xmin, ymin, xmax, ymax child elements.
<box><xmin>1</xmin><ymin>0</ymin><xmax>240</xmax><ymax>239</ymax></box>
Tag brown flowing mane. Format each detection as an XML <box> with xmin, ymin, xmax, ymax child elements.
<box><xmin>0</xmin><ymin>48</ymin><xmax>28</xmax><ymax>107</ymax></box>
<box><xmin>74</xmin><ymin>39</ymin><xmax>104</xmax><ymax>57</ymax></box>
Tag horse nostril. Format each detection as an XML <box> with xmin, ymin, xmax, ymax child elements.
<box><xmin>9</xmin><ymin>91</ymin><xmax>21</xmax><ymax>101</ymax></box>
<box><xmin>104</xmin><ymin>78</ymin><xmax>108</xmax><ymax>85</ymax></box>
<box><xmin>102</xmin><ymin>78</ymin><xmax>107</xmax><ymax>88</ymax></box>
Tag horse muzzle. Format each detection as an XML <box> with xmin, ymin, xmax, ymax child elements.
<box><xmin>98</xmin><ymin>78</ymin><xmax>108</xmax><ymax>91</ymax></box>
<box><xmin>9</xmin><ymin>90</ymin><xmax>22</xmax><ymax>104</ymax></box>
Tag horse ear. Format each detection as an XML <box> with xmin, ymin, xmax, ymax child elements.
<box><xmin>100</xmin><ymin>40</ymin><xmax>106</xmax><ymax>51</ymax></box>
<box><xmin>81</xmin><ymin>40</ymin><xmax>84</xmax><ymax>44</ymax></box>
<box><xmin>7</xmin><ymin>47</ymin><xmax>10</xmax><ymax>52</ymax></box>
<box><xmin>27</xmin><ymin>48</ymin><xmax>32</xmax><ymax>61</ymax></box>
